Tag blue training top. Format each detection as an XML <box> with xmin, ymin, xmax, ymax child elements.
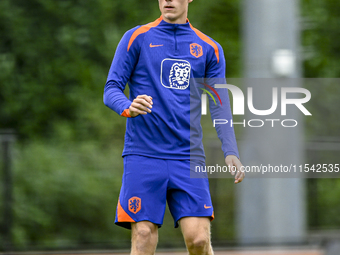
<box><xmin>104</xmin><ymin>16</ymin><xmax>239</xmax><ymax>160</ymax></box>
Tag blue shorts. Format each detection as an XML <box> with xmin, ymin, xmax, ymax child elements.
<box><xmin>115</xmin><ymin>155</ymin><xmax>214</xmax><ymax>229</ymax></box>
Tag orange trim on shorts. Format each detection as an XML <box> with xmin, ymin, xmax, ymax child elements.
<box><xmin>211</xmin><ymin>211</ymin><xmax>215</xmax><ymax>221</ymax></box>
<box><xmin>117</xmin><ymin>199</ymin><xmax>135</xmax><ymax>223</ymax></box>
<box><xmin>127</xmin><ymin>17</ymin><xmax>163</xmax><ymax>51</ymax></box>
<box><xmin>121</xmin><ymin>109</ymin><xmax>131</xmax><ymax>118</ymax></box>
<box><xmin>189</xmin><ymin>24</ymin><xmax>220</xmax><ymax>63</ymax></box>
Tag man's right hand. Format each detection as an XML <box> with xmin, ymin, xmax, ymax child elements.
<box><xmin>129</xmin><ymin>95</ymin><xmax>153</xmax><ymax>117</ymax></box>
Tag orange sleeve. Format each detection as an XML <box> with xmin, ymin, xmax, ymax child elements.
<box><xmin>189</xmin><ymin>24</ymin><xmax>220</xmax><ymax>63</ymax></box>
<box><xmin>127</xmin><ymin>17</ymin><xmax>163</xmax><ymax>51</ymax></box>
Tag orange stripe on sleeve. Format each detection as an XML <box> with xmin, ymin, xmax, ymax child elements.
<box><xmin>121</xmin><ymin>108</ymin><xmax>131</xmax><ymax>118</ymax></box>
<box><xmin>189</xmin><ymin>24</ymin><xmax>220</xmax><ymax>63</ymax></box>
<box><xmin>127</xmin><ymin>17</ymin><xmax>163</xmax><ymax>51</ymax></box>
<box><xmin>117</xmin><ymin>199</ymin><xmax>135</xmax><ymax>223</ymax></box>
<box><xmin>211</xmin><ymin>211</ymin><xmax>215</xmax><ymax>221</ymax></box>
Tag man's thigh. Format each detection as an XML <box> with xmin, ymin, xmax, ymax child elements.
<box><xmin>180</xmin><ymin>217</ymin><xmax>212</xmax><ymax>240</ymax></box>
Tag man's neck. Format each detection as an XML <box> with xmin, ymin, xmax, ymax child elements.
<box><xmin>162</xmin><ymin>14</ymin><xmax>188</xmax><ymax>24</ymax></box>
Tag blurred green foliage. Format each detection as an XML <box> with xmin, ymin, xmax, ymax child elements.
<box><xmin>302</xmin><ymin>0</ymin><xmax>340</xmax><ymax>78</ymax></box>
<box><xmin>12</xmin><ymin>140</ymin><xmax>128</xmax><ymax>249</ymax></box>
<box><xmin>0</xmin><ymin>0</ymin><xmax>339</xmax><ymax>251</ymax></box>
<box><xmin>301</xmin><ymin>0</ymin><xmax>340</xmax><ymax>232</ymax></box>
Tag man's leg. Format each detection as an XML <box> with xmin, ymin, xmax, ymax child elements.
<box><xmin>131</xmin><ymin>221</ymin><xmax>158</xmax><ymax>255</ymax></box>
<box><xmin>180</xmin><ymin>217</ymin><xmax>213</xmax><ymax>255</ymax></box>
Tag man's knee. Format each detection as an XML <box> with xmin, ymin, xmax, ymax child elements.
<box><xmin>185</xmin><ymin>233</ymin><xmax>210</xmax><ymax>251</ymax></box>
<box><xmin>132</xmin><ymin>221</ymin><xmax>158</xmax><ymax>242</ymax></box>
<box><xmin>180</xmin><ymin>217</ymin><xmax>212</xmax><ymax>254</ymax></box>
<box><xmin>131</xmin><ymin>222</ymin><xmax>158</xmax><ymax>254</ymax></box>
<box><xmin>135</xmin><ymin>227</ymin><xmax>152</xmax><ymax>240</ymax></box>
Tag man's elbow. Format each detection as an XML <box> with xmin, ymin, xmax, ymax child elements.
<box><xmin>103</xmin><ymin>82</ymin><xmax>113</xmax><ymax>107</ymax></box>
<box><xmin>103</xmin><ymin>94</ymin><xmax>110</xmax><ymax>108</ymax></box>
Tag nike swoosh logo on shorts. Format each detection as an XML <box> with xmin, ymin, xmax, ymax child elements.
<box><xmin>149</xmin><ymin>43</ymin><xmax>163</xmax><ymax>48</ymax></box>
<box><xmin>204</xmin><ymin>204</ymin><xmax>212</xmax><ymax>209</ymax></box>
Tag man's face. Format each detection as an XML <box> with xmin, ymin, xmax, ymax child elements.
<box><xmin>158</xmin><ymin>0</ymin><xmax>193</xmax><ymax>24</ymax></box>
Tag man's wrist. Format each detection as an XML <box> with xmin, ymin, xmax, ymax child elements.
<box><xmin>224</xmin><ymin>153</ymin><xmax>240</xmax><ymax>160</ymax></box>
<box><xmin>121</xmin><ymin>108</ymin><xmax>132</xmax><ymax>118</ymax></box>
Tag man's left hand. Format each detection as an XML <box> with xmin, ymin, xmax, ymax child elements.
<box><xmin>225</xmin><ymin>155</ymin><xmax>245</xmax><ymax>184</ymax></box>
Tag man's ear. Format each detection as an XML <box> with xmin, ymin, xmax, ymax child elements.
<box><xmin>188</xmin><ymin>0</ymin><xmax>193</xmax><ymax>3</ymax></box>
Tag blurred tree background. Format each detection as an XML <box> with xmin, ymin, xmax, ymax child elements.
<box><xmin>0</xmin><ymin>0</ymin><xmax>339</xmax><ymax>251</ymax></box>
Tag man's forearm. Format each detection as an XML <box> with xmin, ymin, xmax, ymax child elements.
<box><xmin>103</xmin><ymin>80</ymin><xmax>132</xmax><ymax>116</ymax></box>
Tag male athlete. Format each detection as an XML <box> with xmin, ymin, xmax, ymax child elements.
<box><xmin>104</xmin><ymin>0</ymin><xmax>244</xmax><ymax>254</ymax></box>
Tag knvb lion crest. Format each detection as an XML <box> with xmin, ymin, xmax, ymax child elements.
<box><xmin>169</xmin><ymin>62</ymin><xmax>191</xmax><ymax>90</ymax></box>
<box><xmin>190</xmin><ymin>43</ymin><xmax>203</xmax><ymax>58</ymax></box>
<box><xmin>128</xmin><ymin>196</ymin><xmax>141</xmax><ymax>214</ymax></box>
